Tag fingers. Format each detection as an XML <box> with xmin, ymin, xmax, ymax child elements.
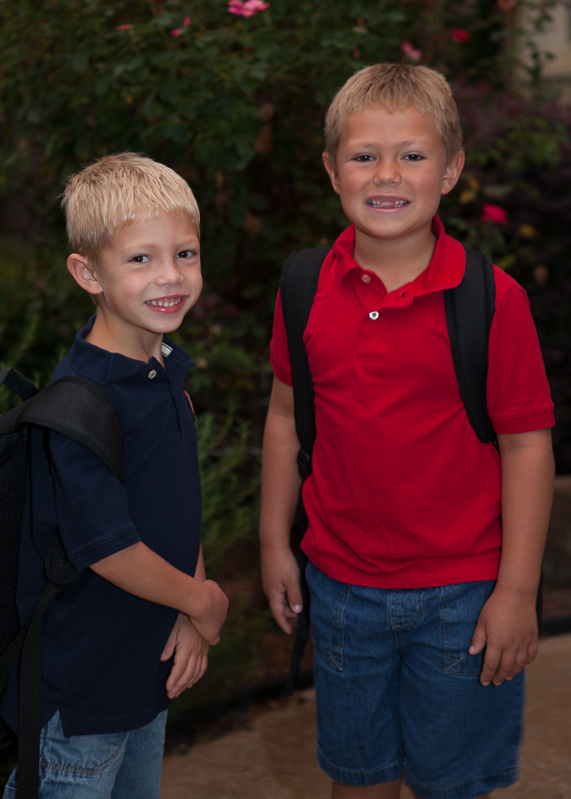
<box><xmin>480</xmin><ymin>641</ymin><xmax>537</xmax><ymax>686</ymax></box>
<box><xmin>166</xmin><ymin>649</ymin><xmax>208</xmax><ymax>698</ymax></box>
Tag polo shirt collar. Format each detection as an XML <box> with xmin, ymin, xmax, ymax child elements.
<box><xmin>63</xmin><ymin>315</ymin><xmax>193</xmax><ymax>386</ymax></box>
<box><xmin>333</xmin><ymin>215</ymin><xmax>466</xmax><ymax>295</ymax></box>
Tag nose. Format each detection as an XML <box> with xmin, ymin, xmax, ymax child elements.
<box><xmin>373</xmin><ymin>158</ymin><xmax>401</xmax><ymax>185</ymax></box>
<box><xmin>155</xmin><ymin>258</ymin><xmax>185</xmax><ymax>286</ymax></box>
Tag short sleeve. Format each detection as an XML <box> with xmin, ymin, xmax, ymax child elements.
<box><xmin>487</xmin><ymin>282</ymin><xmax>555</xmax><ymax>434</ymax></box>
<box><xmin>49</xmin><ymin>431</ymin><xmax>141</xmax><ymax>571</ymax></box>
<box><xmin>269</xmin><ymin>290</ymin><xmax>293</xmax><ymax>386</ymax></box>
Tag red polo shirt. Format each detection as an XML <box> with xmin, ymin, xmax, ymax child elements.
<box><xmin>270</xmin><ymin>217</ymin><xmax>554</xmax><ymax>588</ymax></box>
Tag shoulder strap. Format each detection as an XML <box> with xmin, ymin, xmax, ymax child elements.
<box><xmin>279</xmin><ymin>246</ymin><xmax>331</xmax><ymax>479</ymax></box>
<box><xmin>444</xmin><ymin>247</ymin><xmax>497</xmax><ymax>446</ymax></box>
<box><xmin>0</xmin><ymin>373</ymin><xmax>124</xmax><ymax>798</ymax></box>
<box><xmin>0</xmin><ymin>376</ymin><xmax>124</xmax><ymax>482</ymax></box>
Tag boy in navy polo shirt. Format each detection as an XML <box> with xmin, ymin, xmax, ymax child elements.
<box><xmin>260</xmin><ymin>65</ymin><xmax>555</xmax><ymax>799</ymax></box>
<box><xmin>1</xmin><ymin>153</ymin><xmax>228</xmax><ymax>799</ymax></box>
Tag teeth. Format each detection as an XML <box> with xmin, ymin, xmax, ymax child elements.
<box><xmin>147</xmin><ymin>298</ymin><xmax>182</xmax><ymax>307</ymax></box>
<box><xmin>368</xmin><ymin>199</ymin><xmax>409</xmax><ymax>208</ymax></box>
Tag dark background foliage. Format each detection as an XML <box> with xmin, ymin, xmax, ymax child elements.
<box><xmin>0</xmin><ymin>0</ymin><xmax>569</xmax><ymax>746</ymax></box>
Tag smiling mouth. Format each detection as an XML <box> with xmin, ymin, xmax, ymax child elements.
<box><xmin>366</xmin><ymin>198</ymin><xmax>410</xmax><ymax>209</ymax></box>
<box><xmin>146</xmin><ymin>297</ymin><xmax>185</xmax><ymax>308</ymax></box>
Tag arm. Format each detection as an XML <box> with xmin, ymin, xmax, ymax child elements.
<box><xmin>160</xmin><ymin>545</ymin><xmax>210</xmax><ymax>698</ymax></box>
<box><xmin>90</xmin><ymin>542</ymin><xmax>228</xmax><ymax>645</ymax></box>
<box><xmin>259</xmin><ymin>376</ymin><xmax>304</xmax><ymax>634</ymax></box>
<box><xmin>470</xmin><ymin>428</ymin><xmax>555</xmax><ymax>685</ymax></box>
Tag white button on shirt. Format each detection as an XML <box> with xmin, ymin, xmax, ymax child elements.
<box><xmin>148</xmin><ymin>370</ymin><xmax>157</xmax><ymax>379</ymax></box>
<box><xmin>369</xmin><ymin>311</ymin><xmax>380</xmax><ymax>320</ymax></box>
<box><xmin>361</xmin><ymin>274</ymin><xmax>371</xmax><ymax>283</ymax></box>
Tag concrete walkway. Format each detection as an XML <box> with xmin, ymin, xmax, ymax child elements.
<box><xmin>161</xmin><ymin>633</ymin><xmax>571</xmax><ymax>798</ymax></box>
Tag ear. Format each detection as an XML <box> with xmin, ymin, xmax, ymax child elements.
<box><xmin>322</xmin><ymin>152</ymin><xmax>341</xmax><ymax>196</ymax></box>
<box><xmin>441</xmin><ymin>151</ymin><xmax>465</xmax><ymax>196</ymax></box>
<box><xmin>67</xmin><ymin>254</ymin><xmax>103</xmax><ymax>296</ymax></box>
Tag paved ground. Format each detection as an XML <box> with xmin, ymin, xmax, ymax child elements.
<box><xmin>161</xmin><ymin>633</ymin><xmax>571</xmax><ymax>799</ymax></box>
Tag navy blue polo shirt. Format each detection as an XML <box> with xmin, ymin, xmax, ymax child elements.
<box><xmin>0</xmin><ymin>316</ymin><xmax>202</xmax><ymax>736</ymax></box>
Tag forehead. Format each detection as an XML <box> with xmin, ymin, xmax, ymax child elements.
<box><xmin>339</xmin><ymin>105</ymin><xmax>444</xmax><ymax>150</ymax></box>
<box><xmin>110</xmin><ymin>213</ymin><xmax>199</xmax><ymax>250</ymax></box>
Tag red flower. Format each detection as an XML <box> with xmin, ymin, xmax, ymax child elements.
<box><xmin>481</xmin><ymin>204</ymin><xmax>507</xmax><ymax>224</ymax></box>
<box><xmin>116</xmin><ymin>24</ymin><xmax>133</xmax><ymax>30</ymax></box>
<box><xmin>452</xmin><ymin>28</ymin><xmax>471</xmax><ymax>42</ymax></box>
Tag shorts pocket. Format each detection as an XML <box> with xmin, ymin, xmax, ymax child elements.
<box><xmin>441</xmin><ymin>581</ymin><xmax>494</xmax><ymax>677</ymax></box>
<box><xmin>306</xmin><ymin>561</ymin><xmax>351</xmax><ymax>672</ymax></box>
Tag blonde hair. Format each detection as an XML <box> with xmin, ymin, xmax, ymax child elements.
<box><xmin>62</xmin><ymin>153</ymin><xmax>200</xmax><ymax>260</ymax></box>
<box><xmin>324</xmin><ymin>64</ymin><xmax>462</xmax><ymax>166</ymax></box>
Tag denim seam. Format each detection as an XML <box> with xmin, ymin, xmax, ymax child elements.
<box><xmin>327</xmin><ymin>583</ymin><xmax>351</xmax><ymax>671</ymax></box>
<box><xmin>318</xmin><ymin>748</ymin><xmax>401</xmax><ymax>776</ymax></box>
<box><xmin>39</xmin><ymin>743</ymin><xmax>123</xmax><ymax>776</ymax></box>
<box><xmin>405</xmin><ymin>764</ymin><xmax>519</xmax><ymax>792</ymax></box>
<box><xmin>442</xmin><ymin>584</ymin><xmax>483</xmax><ymax>676</ymax></box>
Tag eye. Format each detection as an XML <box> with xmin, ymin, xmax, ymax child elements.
<box><xmin>130</xmin><ymin>254</ymin><xmax>150</xmax><ymax>263</ymax></box>
<box><xmin>404</xmin><ymin>153</ymin><xmax>424</xmax><ymax>161</ymax></box>
<box><xmin>354</xmin><ymin>154</ymin><xmax>375</xmax><ymax>162</ymax></box>
<box><xmin>176</xmin><ymin>249</ymin><xmax>196</xmax><ymax>259</ymax></box>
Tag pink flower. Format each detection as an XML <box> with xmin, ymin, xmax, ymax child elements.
<box><xmin>229</xmin><ymin>0</ymin><xmax>270</xmax><ymax>17</ymax></box>
<box><xmin>116</xmin><ymin>24</ymin><xmax>133</xmax><ymax>30</ymax></box>
<box><xmin>170</xmin><ymin>16</ymin><xmax>191</xmax><ymax>36</ymax></box>
<box><xmin>452</xmin><ymin>28</ymin><xmax>471</xmax><ymax>42</ymax></box>
<box><xmin>481</xmin><ymin>204</ymin><xmax>508</xmax><ymax>224</ymax></box>
<box><xmin>400</xmin><ymin>40</ymin><xmax>422</xmax><ymax>61</ymax></box>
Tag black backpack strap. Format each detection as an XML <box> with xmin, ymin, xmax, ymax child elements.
<box><xmin>0</xmin><ymin>376</ymin><xmax>123</xmax><ymax>799</ymax></box>
<box><xmin>444</xmin><ymin>247</ymin><xmax>497</xmax><ymax>447</ymax></box>
<box><xmin>0</xmin><ymin>376</ymin><xmax>124</xmax><ymax>482</ymax></box>
<box><xmin>279</xmin><ymin>246</ymin><xmax>330</xmax><ymax>696</ymax></box>
<box><xmin>279</xmin><ymin>246</ymin><xmax>331</xmax><ymax>480</ymax></box>
<box><xmin>0</xmin><ymin>369</ymin><xmax>38</xmax><ymax>401</ymax></box>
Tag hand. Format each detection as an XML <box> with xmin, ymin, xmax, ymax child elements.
<box><xmin>188</xmin><ymin>579</ymin><xmax>229</xmax><ymax>645</ymax></box>
<box><xmin>469</xmin><ymin>585</ymin><xmax>539</xmax><ymax>686</ymax></box>
<box><xmin>261</xmin><ymin>546</ymin><xmax>302</xmax><ymax>634</ymax></box>
<box><xmin>161</xmin><ymin>614</ymin><xmax>209</xmax><ymax>699</ymax></box>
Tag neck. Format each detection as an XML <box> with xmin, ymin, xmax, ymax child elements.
<box><xmin>353</xmin><ymin>223</ymin><xmax>436</xmax><ymax>293</ymax></box>
<box><xmin>86</xmin><ymin>313</ymin><xmax>165</xmax><ymax>366</ymax></box>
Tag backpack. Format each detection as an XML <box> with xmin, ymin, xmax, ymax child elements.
<box><xmin>279</xmin><ymin>245</ymin><xmax>498</xmax><ymax>695</ymax></box>
<box><xmin>0</xmin><ymin>367</ymin><xmax>124</xmax><ymax>799</ymax></box>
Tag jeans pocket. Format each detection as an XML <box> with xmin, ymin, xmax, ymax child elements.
<box><xmin>307</xmin><ymin>561</ymin><xmax>351</xmax><ymax>672</ymax></box>
<box><xmin>441</xmin><ymin>581</ymin><xmax>494</xmax><ymax>677</ymax></box>
<box><xmin>40</xmin><ymin>713</ymin><xmax>124</xmax><ymax>776</ymax></box>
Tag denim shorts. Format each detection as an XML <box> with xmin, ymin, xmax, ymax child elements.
<box><xmin>3</xmin><ymin>709</ymin><xmax>167</xmax><ymax>799</ymax></box>
<box><xmin>306</xmin><ymin>561</ymin><xmax>524</xmax><ymax>799</ymax></box>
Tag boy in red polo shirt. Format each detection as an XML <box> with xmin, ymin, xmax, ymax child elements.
<box><xmin>260</xmin><ymin>64</ymin><xmax>555</xmax><ymax>799</ymax></box>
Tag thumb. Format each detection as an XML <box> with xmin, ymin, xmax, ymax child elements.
<box><xmin>469</xmin><ymin>622</ymin><xmax>487</xmax><ymax>655</ymax></box>
<box><xmin>161</xmin><ymin>628</ymin><xmax>177</xmax><ymax>661</ymax></box>
<box><xmin>286</xmin><ymin>581</ymin><xmax>303</xmax><ymax>615</ymax></box>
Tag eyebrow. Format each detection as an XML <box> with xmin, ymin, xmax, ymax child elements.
<box><xmin>349</xmin><ymin>139</ymin><xmax>433</xmax><ymax>149</ymax></box>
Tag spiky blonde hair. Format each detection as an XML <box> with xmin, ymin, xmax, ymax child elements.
<box><xmin>62</xmin><ymin>153</ymin><xmax>200</xmax><ymax>260</ymax></box>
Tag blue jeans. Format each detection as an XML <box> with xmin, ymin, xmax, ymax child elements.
<box><xmin>306</xmin><ymin>561</ymin><xmax>524</xmax><ymax>799</ymax></box>
<box><xmin>3</xmin><ymin>710</ymin><xmax>167</xmax><ymax>799</ymax></box>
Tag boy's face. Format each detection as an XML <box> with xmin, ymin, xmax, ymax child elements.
<box><xmin>68</xmin><ymin>213</ymin><xmax>201</xmax><ymax>349</ymax></box>
<box><xmin>323</xmin><ymin>105</ymin><xmax>464</xmax><ymax>249</ymax></box>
